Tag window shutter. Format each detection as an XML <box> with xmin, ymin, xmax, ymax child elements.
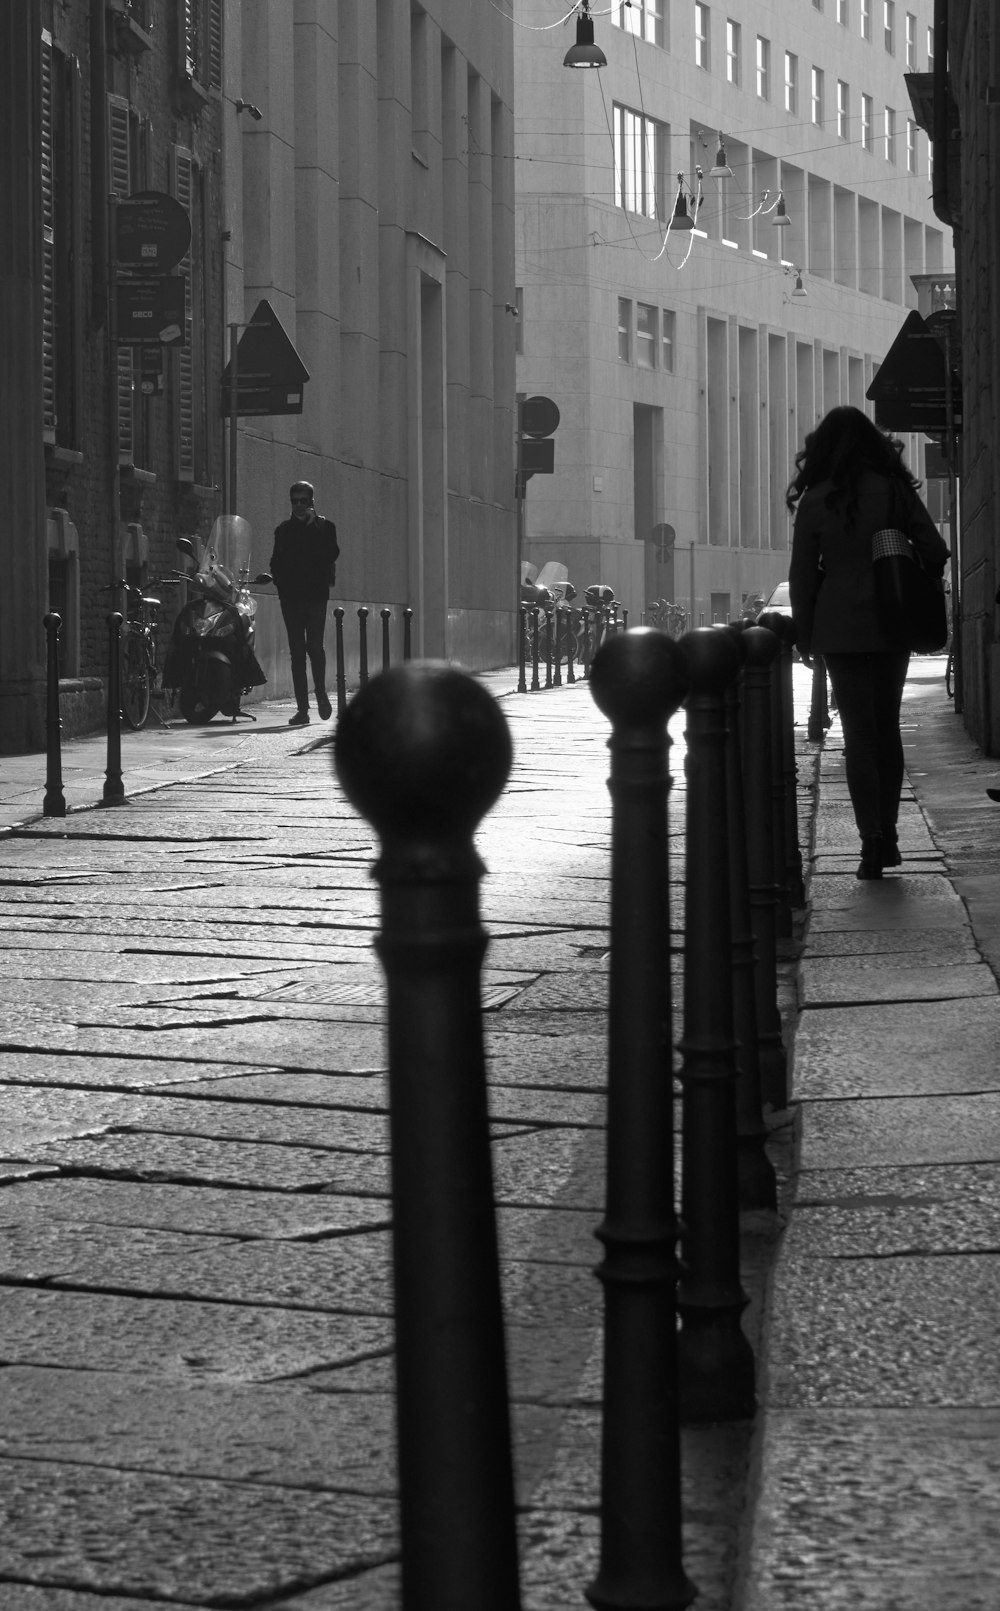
<box><xmin>207</xmin><ymin>0</ymin><xmax>222</xmax><ymax>89</ymax></box>
<box><xmin>41</xmin><ymin>36</ymin><xmax>56</xmax><ymax>437</ymax></box>
<box><xmin>180</xmin><ymin>0</ymin><xmax>196</xmax><ymax>79</ymax></box>
<box><xmin>172</xmin><ymin>146</ymin><xmax>195</xmax><ymax>481</ymax></box>
<box><xmin>108</xmin><ymin>95</ymin><xmax>134</xmax><ymax>461</ymax></box>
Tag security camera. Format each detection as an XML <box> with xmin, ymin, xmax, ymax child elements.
<box><xmin>235</xmin><ymin>99</ymin><xmax>263</xmax><ymax>121</ymax></box>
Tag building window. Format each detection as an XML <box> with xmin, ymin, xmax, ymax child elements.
<box><xmin>861</xmin><ymin>92</ymin><xmax>873</xmax><ymax>150</ymax></box>
<box><xmin>860</xmin><ymin>0</ymin><xmax>871</xmax><ymax>39</ymax></box>
<box><xmin>618</xmin><ymin>298</ymin><xmax>632</xmax><ymax>362</ymax></box>
<box><xmin>613</xmin><ymin>0</ymin><xmax>665</xmax><ymax>47</ymax></box>
<box><xmin>906</xmin><ymin>118</ymin><xmax>918</xmax><ymax>174</ymax></box>
<box><xmin>179</xmin><ymin>0</ymin><xmax>222</xmax><ymax>90</ymax></box>
<box><xmin>695</xmin><ymin>3</ymin><xmax>710</xmax><ymax>70</ymax></box>
<box><xmin>884</xmin><ymin>105</ymin><xmax>896</xmax><ymax>162</ymax></box>
<box><xmin>108</xmin><ymin>93</ymin><xmax>153</xmax><ymax>467</ymax></box>
<box><xmin>837</xmin><ymin>79</ymin><xmax>850</xmax><ymax>138</ymax></box>
<box><xmin>756</xmin><ymin>35</ymin><xmax>770</xmax><ymax>99</ymax></box>
<box><xmin>927</xmin><ymin>24</ymin><xmax>934</xmax><ymax>67</ymax></box>
<box><xmin>614</xmin><ymin>104</ymin><xmax>668</xmax><ymax>220</ymax></box>
<box><xmin>726</xmin><ymin>19</ymin><xmax>741</xmax><ymax>85</ymax></box>
<box><xmin>661</xmin><ymin>309</ymin><xmax>676</xmax><ymax>371</ymax></box>
<box><xmin>784</xmin><ymin>52</ymin><xmax>798</xmax><ymax>114</ymax></box>
<box><xmin>811</xmin><ymin>66</ymin><xmax>825</xmax><ymax>126</ymax></box>
<box><xmin>883</xmin><ymin>0</ymin><xmax>895</xmax><ymax>52</ymax></box>
<box><xmin>40</xmin><ymin>35</ymin><xmax>82</xmax><ymax>451</ymax></box>
<box><xmin>636</xmin><ymin>303</ymin><xmax>657</xmax><ymax>368</ymax></box>
<box><xmin>905</xmin><ymin>10</ymin><xmax>916</xmax><ymax>66</ymax></box>
<box><xmin>837</xmin><ymin>0</ymin><xmax>848</xmax><ymax>22</ymax></box>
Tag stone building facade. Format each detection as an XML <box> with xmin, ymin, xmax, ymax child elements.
<box><xmin>515</xmin><ymin>0</ymin><xmax>953</xmax><ymax>627</ymax></box>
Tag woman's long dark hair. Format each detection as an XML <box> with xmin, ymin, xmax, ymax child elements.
<box><xmin>785</xmin><ymin>405</ymin><xmax>919</xmax><ymax>520</ymax></box>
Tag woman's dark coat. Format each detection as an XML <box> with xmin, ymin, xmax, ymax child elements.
<box><xmin>788</xmin><ymin>468</ymin><xmax>949</xmax><ymax>656</ymax></box>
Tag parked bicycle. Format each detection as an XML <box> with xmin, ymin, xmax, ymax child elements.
<box><xmin>646</xmin><ymin>598</ymin><xmax>687</xmax><ymax>638</ymax></box>
<box><xmin>106</xmin><ymin>580</ymin><xmax>177</xmax><ymax>730</ymax></box>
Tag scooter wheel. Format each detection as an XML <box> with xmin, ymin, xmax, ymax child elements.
<box><xmin>179</xmin><ymin>686</ymin><xmax>219</xmax><ymax>724</ymax></box>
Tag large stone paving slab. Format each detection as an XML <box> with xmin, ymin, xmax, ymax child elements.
<box><xmin>765</xmin><ymin>1249</ymin><xmax>1000</xmax><ymax>1406</ymax></box>
<box><xmin>741</xmin><ymin>1407</ymin><xmax>1000</xmax><ymax>1610</ymax></box>
<box><xmin>798</xmin><ymin>957</ymin><xmax>996</xmax><ymax>1005</ymax></box>
<box><xmin>792</xmin><ymin>995</ymin><xmax>1000</xmax><ymax>1101</ymax></box>
<box><xmin>799</xmin><ymin>1090</ymin><xmax>1000</xmax><ymax>1169</ymax></box>
<box><xmin>0</xmin><ymin>1457</ymin><xmax>395</xmax><ymax>1604</ymax></box>
<box><xmin>0</xmin><ymin>1178</ymin><xmax>388</xmax><ymax>1238</ymax></box>
<box><xmin>25</xmin><ymin>1131</ymin><xmax>390</xmax><ymax>1194</ymax></box>
<box><xmin>0</xmin><ymin>1288</ymin><xmax>390</xmax><ymax>1379</ymax></box>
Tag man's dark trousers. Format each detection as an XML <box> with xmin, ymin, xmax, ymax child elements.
<box><xmin>280</xmin><ymin>595</ymin><xmax>328</xmax><ymax>713</ymax></box>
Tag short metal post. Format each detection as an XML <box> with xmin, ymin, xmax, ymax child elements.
<box><xmin>676</xmin><ymin>628</ymin><xmax>755</xmax><ymax>1424</ymax></box>
<box><xmin>566</xmin><ymin>611</ymin><xmax>577</xmax><ymax>684</ymax></box>
<box><xmin>42</xmin><ymin>613</ymin><xmax>66</xmax><ymax>818</ymax></box>
<box><xmin>552</xmin><ymin>607</ymin><xmax>563</xmax><ymax>687</ymax></box>
<box><xmin>517</xmin><ymin>605</ymin><xmax>528</xmax><ymax>694</ymax></box>
<box><xmin>587</xmin><ymin>628</ymin><xmax>696</xmax><ymax>1611</ymax></box>
<box><xmin>100</xmin><ymin>612</ymin><xmax>126</xmax><ymax>808</ymax></box>
<box><xmin>622</xmin><ymin>608</ymin><xmax>629</xmax><ymax>632</ymax></box>
<box><xmin>334</xmin><ymin>664</ymin><xmax>522</xmax><ymax>1611</ymax></box>
<box><xmin>757</xmin><ymin>612</ymin><xmax>792</xmax><ymax>938</ymax></box>
<box><xmin>358</xmin><ymin>606</ymin><xmax>369</xmax><ymax>687</ymax></box>
<box><xmin>720</xmin><ymin>631</ymin><xmax>776</xmax><ymax>1212</ymax></box>
<box><xmin>544</xmin><ymin>606</ymin><xmax>554</xmax><ymax>689</ymax></box>
<box><xmin>381</xmin><ymin>607</ymin><xmax>392</xmax><ymax>673</ymax></box>
<box><xmin>763</xmin><ymin>614</ymin><xmax>806</xmax><ymax>909</ymax></box>
<box><xmin>807</xmin><ymin>653</ymin><xmax>830</xmax><ymax>741</ymax></box>
<box><xmin>403</xmin><ymin>607</ymin><xmax>413</xmax><ymax>662</ymax></box>
<box><xmin>334</xmin><ymin>606</ymin><xmax>347</xmax><ymax>715</ymax></box>
<box><xmin>740</xmin><ymin>626</ymin><xmax>787</xmax><ymax>1109</ymax></box>
<box><xmin>530</xmin><ymin>609</ymin><xmax>541</xmax><ymax>692</ymax></box>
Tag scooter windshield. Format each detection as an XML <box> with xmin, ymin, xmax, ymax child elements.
<box><xmin>207</xmin><ymin>515</ymin><xmax>253</xmax><ymax>583</ymax></box>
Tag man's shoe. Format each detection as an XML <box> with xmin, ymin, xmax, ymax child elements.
<box><xmin>289</xmin><ymin>710</ymin><xmax>310</xmax><ymax>727</ymax></box>
<box><xmin>987</xmin><ymin>788</ymin><xmax>1000</xmax><ymax>802</ymax></box>
<box><xmin>316</xmin><ymin>691</ymin><xmax>332</xmax><ymax>721</ymax></box>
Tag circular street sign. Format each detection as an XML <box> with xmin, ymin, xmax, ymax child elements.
<box><xmin>521</xmin><ymin>395</ymin><xmax>560</xmax><ymax>438</ymax></box>
<box><xmin>115</xmin><ymin>191</ymin><xmax>192</xmax><ymax>272</ymax></box>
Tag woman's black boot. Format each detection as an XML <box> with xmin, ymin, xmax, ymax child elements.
<box><xmin>857</xmin><ymin>833</ymin><xmax>884</xmax><ymax>879</ymax></box>
<box><xmin>879</xmin><ymin>824</ymin><xmax>902</xmax><ymax>867</ymax></box>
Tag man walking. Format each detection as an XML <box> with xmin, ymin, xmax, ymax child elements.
<box><xmin>269</xmin><ymin>482</ymin><xmax>340</xmax><ymax>725</ymax></box>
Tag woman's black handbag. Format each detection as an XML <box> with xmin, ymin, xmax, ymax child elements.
<box><xmin>871</xmin><ymin>486</ymin><xmax>949</xmax><ymax>654</ymax></box>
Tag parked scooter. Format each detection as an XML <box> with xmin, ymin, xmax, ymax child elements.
<box><xmin>161</xmin><ymin>515</ymin><xmax>268</xmax><ymax>724</ymax></box>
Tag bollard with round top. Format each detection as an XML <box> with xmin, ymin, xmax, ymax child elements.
<box><xmin>358</xmin><ymin>605</ymin><xmax>370</xmax><ymax>687</ymax></box>
<box><xmin>334</xmin><ymin>606</ymin><xmax>347</xmax><ymax>714</ymax></box>
<box><xmin>403</xmin><ymin>606</ymin><xmax>413</xmax><ymax>661</ymax></box>
<box><xmin>381</xmin><ymin>607</ymin><xmax>392</xmax><ymax>672</ymax></box>
<box><xmin>676</xmin><ymin>627</ymin><xmax>756</xmax><ymax>1423</ymax></box>
<box><xmin>740</xmin><ymin>625</ymin><xmax>788</xmax><ymax>1109</ymax></box>
<box><xmin>587</xmin><ymin>628</ymin><xmax>697</xmax><ymax>1611</ymax></box>
<box><xmin>100</xmin><ymin>612</ymin><xmax>126</xmax><ymax>808</ymax></box>
<box><xmin>42</xmin><ymin>613</ymin><xmax>66</xmax><ymax>818</ymax></box>
<box><xmin>718</xmin><ymin>626</ymin><xmax>777</xmax><ymax>1213</ymax></box>
<box><xmin>333</xmin><ymin>664</ymin><xmax>522</xmax><ymax>1611</ymax></box>
<box><xmin>517</xmin><ymin>605</ymin><xmax>528</xmax><ymax>694</ymax></box>
<box><xmin>758</xmin><ymin>610</ymin><xmax>806</xmax><ymax>912</ymax></box>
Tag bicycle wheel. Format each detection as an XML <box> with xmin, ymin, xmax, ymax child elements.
<box><xmin>945</xmin><ymin>647</ymin><xmax>954</xmax><ymax>699</ymax></box>
<box><xmin>120</xmin><ymin>629</ymin><xmax>151</xmax><ymax>729</ymax></box>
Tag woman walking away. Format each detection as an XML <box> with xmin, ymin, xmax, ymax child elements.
<box><xmin>787</xmin><ymin>406</ymin><xmax>949</xmax><ymax>879</ymax></box>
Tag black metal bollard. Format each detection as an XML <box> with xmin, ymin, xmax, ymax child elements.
<box><xmin>552</xmin><ymin>607</ymin><xmax>563</xmax><ymax>687</ymax></box>
<box><xmin>530</xmin><ymin>608</ymin><xmax>541</xmax><ymax>692</ymax></box>
<box><xmin>740</xmin><ymin>626</ymin><xmax>788</xmax><ymax>1110</ymax></box>
<box><xmin>566</xmin><ymin>610</ymin><xmax>577</xmax><ymax>684</ymax></box>
<box><xmin>334</xmin><ymin>606</ymin><xmax>347</xmax><ymax>715</ymax></box>
<box><xmin>381</xmin><ymin>607</ymin><xmax>392</xmax><ymax>673</ymax></box>
<box><xmin>762</xmin><ymin>613</ymin><xmax>806</xmax><ymax>910</ymax></box>
<box><xmin>544</xmin><ymin>605</ymin><xmax>554</xmax><ymax>688</ymax></box>
<box><xmin>719</xmin><ymin>629</ymin><xmax>777</xmax><ymax>1213</ymax></box>
<box><xmin>622</xmin><ymin>608</ymin><xmax>629</xmax><ymax>632</ymax></box>
<box><xmin>807</xmin><ymin>652</ymin><xmax>830</xmax><ymax>741</ymax></box>
<box><xmin>333</xmin><ymin>664</ymin><xmax>521</xmax><ymax>1611</ymax></box>
<box><xmin>756</xmin><ymin>612</ymin><xmax>792</xmax><ymax>939</ymax></box>
<box><xmin>676</xmin><ymin>628</ymin><xmax>756</xmax><ymax>1424</ymax></box>
<box><xmin>100</xmin><ymin>612</ymin><xmax>126</xmax><ymax>808</ymax></box>
<box><xmin>587</xmin><ymin>628</ymin><xmax>696</xmax><ymax>1611</ymax></box>
<box><xmin>403</xmin><ymin>607</ymin><xmax>413</xmax><ymax>662</ymax></box>
<box><xmin>42</xmin><ymin>613</ymin><xmax>66</xmax><ymax>818</ymax></box>
<box><xmin>517</xmin><ymin>605</ymin><xmax>528</xmax><ymax>694</ymax></box>
<box><xmin>358</xmin><ymin>606</ymin><xmax>370</xmax><ymax>687</ymax></box>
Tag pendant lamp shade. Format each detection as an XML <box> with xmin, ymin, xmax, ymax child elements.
<box><xmin>563</xmin><ymin>9</ymin><xmax>607</xmax><ymax>68</ymax></box>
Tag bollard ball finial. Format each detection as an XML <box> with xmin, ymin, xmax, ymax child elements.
<box><xmin>334</xmin><ymin>662</ymin><xmax>513</xmax><ymax>844</ymax></box>
<box><xmin>757</xmin><ymin>609</ymin><xmax>797</xmax><ymax>647</ymax></box>
<box><xmin>741</xmin><ymin>624</ymin><xmax>781</xmax><ymax>667</ymax></box>
<box><xmin>589</xmin><ymin>627</ymin><xmax>690</xmax><ymax>728</ymax></box>
<box><xmin>679</xmin><ymin>626</ymin><xmax>745</xmax><ymax>694</ymax></box>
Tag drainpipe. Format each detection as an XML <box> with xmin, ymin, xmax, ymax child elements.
<box><xmin>90</xmin><ymin>0</ymin><xmax>107</xmax><ymax>325</ymax></box>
